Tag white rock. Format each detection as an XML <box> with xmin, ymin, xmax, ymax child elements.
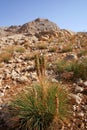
<box><xmin>83</xmin><ymin>81</ymin><xmax>87</xmax><ymax>87</ymax></box>
<box><xmin>29</xmin><ymin>72</ymin><xmax>37</xmax><ymax>81</ymax></box>
<box><xmin>51</xmin><ymin>78</ymin><xmax>58</xmax><ymax>83</ymax></box>
<box><xmin>0</xmin><ymin>91</ymin><xmax>4</xmax><ymax>97</ymax></box>
<box><xmin>75</xmin><ymin>86</ymin><xmax>84</xmax><ymax>93</ymax></box>
<box><xmin>77</xmin><ymin>78</ymin><xmax>83</xmax><ymax>85</ymax></box>
<box><xmin>73</xmin><ymin>105</ymin><xmax>77</xmax><ymax>111</ymax></box>
<box><xmin>4</xmin><ymin>85</ymin><xmax>10</xmax><ymax>89</ymax></box>
<box><xmin>17</xmin><ymin>76</ymin><xmax>28</xmax><ymax>83</ymax></box>
<box><xmin>11</xmin><ymin>70</ymin><xmax>19</xmax><ymax>80</ymax></box>
<box><xmin>78</xmin><ymin>112</ymin><xmax>84</xmax><ymax>117</ymax></box>
<box><xmin>70</xmin><ymin>93</ymin><xmax>82</xmax><ymax>104</ymax></box>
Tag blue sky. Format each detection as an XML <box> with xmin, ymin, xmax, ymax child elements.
<box><xmin>0</xmin><ymin>0</ymin><xmax>87</xmax><ymax>32</ymax></box>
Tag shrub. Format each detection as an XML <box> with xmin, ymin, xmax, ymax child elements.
<box><xmin>15</xmin><ymin>46</ymin><xmax>25</xmax><ymax>53</ymax></box>
<box><xmin>24</xmin><ymin>52</ymin><xmax>38</xmax><ymax>61</ymax></box>
<box><xmin>69</xmin><ymin>58</ymin><xmax>87</xmax><ymax>80</ymax></box>
<box><xmin>36</xmin><ymin>42</ymin><xmax>48</xmax><ymax>50</ymax></box>
<box><xmin>8</xmin><ymin>82</ymin><xmax>70</xmax><ymax>130</ymax></box>
<box><xmin>55</xmin><ymin>58</ymin><xmax>87</xmax><ymax>80</ymax></box>
<box><xmin>60</xmin><ymin>43</ymin><xmax>73</xmax><ymax>53</ymax></box>
<box><xmin>55</xmin><ymin>59</ymin><xmax>68</xmax><ymax>74</ymax></box>
<box><xmin>78</xmin><ymin>49</ymin><xmax>87</xmax><ymax>57</ymax></box>
<box><xmin>4</xmin><ymin>45</ymin><xmax>15</xmax><ymax>54</ymax></box>
<box><xmin>48</xmin><ymin>46</ymin><xmax>57</xmax><ymax>52</ymax></box>
<box><xmin>0</xmin><ymin>52</ymin><xmax>12</xmax><ymax>63</ymax></box>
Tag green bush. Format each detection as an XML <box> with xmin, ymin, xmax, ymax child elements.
<box><xmin>69</xmin><ymin>59</ymin><xmax>87</xmax><ymax>80</ymax></box>
<box><xmin>8</xmin><ymin>82</ymin><xmax>70</xmax><ymax>130</ymax></box>
<box><xmin>55</xmin><ymin>59</ymin><xmax>68</xmax><ymax>74</ymax></box>
<box><xmin>56</xmin><ymin>58</ymin><xmax>87</xmax><ymax>80</ymax></box>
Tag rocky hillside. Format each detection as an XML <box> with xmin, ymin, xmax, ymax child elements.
<box><xmin>0</xmin><ymin>18</ymin><xmax>87</xmax><ymax>130</ymax></box>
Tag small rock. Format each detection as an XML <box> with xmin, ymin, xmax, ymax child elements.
<box><xmin>64</xmin><ymin>54</ymin><xmax>78</xmax><ymax>61</ymax></box>
<box><xmin>83</xmin><ymin>81</ymin><xmax>87</xmax><ymax>87</ymax></box>
<box><xmin>26</xmin><ymin>65</ymin><xmax>35</xmax><ymax>72</ymax></box>
<box><xmin>15</xmin><ymin>57</ymin><xmax>22</xmax><ymax>63</ymax></box>
<box><xmin>78</xmin><ymin>112</ymin><xmax>84</xmax><ymax>117</ymax></box>
<box><xmin>70</xmin><ymin>93</ymin><xmax>82</xmax><ymax>104</ymax></box>
<box><xmin>77</xmin><ymin>78</ymin><xmax>83</xmax><ymax>86</ymax></box>
<box><xmin>73</xmin><ymin>105</ymin><xmax>77</xmax><ymax>111</ymax></box>
<box><xmin>29</xmin><ymin>72</ymin><xmax>37</xmax><ymax>81</ymax></box>
<box><xmin>4</xmin><ymin>85</ymin><xmax>10</xmax><ymax>90</ymax></box>
<box><xmin>11</xmin><ymin>70</ymin><xmax>19</xmax><ymax>80</ymax></box>
<box><xmin>51</xmin><ymin>78</ymin><xmax>58</xmax><ymax>83</ymax></box>
<box><xmin>75</xmin><ymin>86</ymin><xmax>84</xmax><ymax>93</ymax></box>
<box><xmin>0</xmin><ymin>91</ymin><xmax>4</xmax><ymax>97</ymax></box>
<box><xmin>17</xmin><ymin>76</ymin><xmax>28</xmax><ymax>83</ymax></box>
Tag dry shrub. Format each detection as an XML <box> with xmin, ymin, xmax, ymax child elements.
<box><xmin>0</xmin><ymin>52</ymin><xmax>12</xmax><ymax>63</ymax></box>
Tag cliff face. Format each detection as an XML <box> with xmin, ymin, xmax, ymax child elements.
<box><xmin>0</xmin><ymin>18</ymin><xmax>87</xmax><ymax>130</ymax></box>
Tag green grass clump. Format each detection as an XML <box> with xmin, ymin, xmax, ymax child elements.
<box><xmin>55</xmin><ymin>59</ymin><xmax>68</xmax><ymax>74</ymax></box>
<box><xmin>69</xmin><ymin>58</ymin><xmax>87</xmax><ymax>80</ymax></box>
<box><xmin>55</xmin><ymin>58</ymin><xmax>87</xmax><ymax>80</ymax></box>
<box><xmin>8</xmin><ymin>82</ymin><xmax>70</xmax><ymax>130</ymax></box>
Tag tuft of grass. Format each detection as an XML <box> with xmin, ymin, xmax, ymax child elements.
<box><xmin>15</xmin><ymin>46</ymin><xmax>25</xmax><ymax>53</ymax></box>
<box><xmin>48</xmin><ymin>46</ymin><xmax>57</xmax><ymax>52</ymax></box>
<box><xmin>60</xmin><ymin>43</ymin><xmax>73</xmax><ymax>53</ymax></box>
<box><xmin>8</xmin><ymin>82</ymin><xmax>70</xmax><ymax>130</ymax></box>
<box><xmin>55</xmin><ymin>58</ymin><xmax>87</xmax><ymax>80</ymax></box>
<box><xmin>55</xmin><ymin>59</ymin><xmax>68</xmax><ymax>74</ymax></box>
<box><xmin>0</xmin><ymin>52</ymin><xmax>12</xmax><ymax>63</ymax></box>
<box><xmin>69</xmin><ymin>58</ymin><xmax>87</xmax><ymax>80</ymax></box>
<box><xmin>78</xmin><ymin>49</ymin><xmax>87</xmax><ymax>57</ymax></box>
<box><xmin>3</xmin><ymin>45</ymin><xmax>15</xmax><ymax>55</ymax></box>
<box><xmin>36</xmin><ymin>42</ymin><xmax>48</xmax><ymax>50</ymax></box>
<box><xmin>24</xmin><ymin>52</ymin><xmax>38</xmax><ymax>61</ymax></box>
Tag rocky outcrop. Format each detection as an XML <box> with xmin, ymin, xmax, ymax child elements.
<box><xmin>17</xmin><ymin>18</ymin><xmax>60</xmax><ymax>34</ymax></box>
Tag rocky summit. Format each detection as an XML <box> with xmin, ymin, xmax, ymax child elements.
<box><xmin>0</xmin><ymin>18</ymin><xmax>87</xmax><ymax>130</ymax></box>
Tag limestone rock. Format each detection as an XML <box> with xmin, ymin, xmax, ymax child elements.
<box><xmin>64</xmin><ymin>54</ymin><xmax>78</xmax><ymax>61</ymax></box>
<box><xmin>17</xmin><ymin>18</ymin><xmax>60</xmax><ymax>34</ymax></box>
<box><xmin>75</xmin><ymin>86</ymin><xmax>84</xmax><ymax>93</ymax></box>
<box><xmin>70</xmin><ymin>93</ymin><xmax>82</xmax><ymax>104</ymax></box>
<box><xmin>83</xmin><ymin>81</ymin><xmax>87</xmax><ymax>87</ymax></box>
<box><xmin>17</xmin><ymin>76</ymin><xmax>28</xmax><ymax>83</ymax></box>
